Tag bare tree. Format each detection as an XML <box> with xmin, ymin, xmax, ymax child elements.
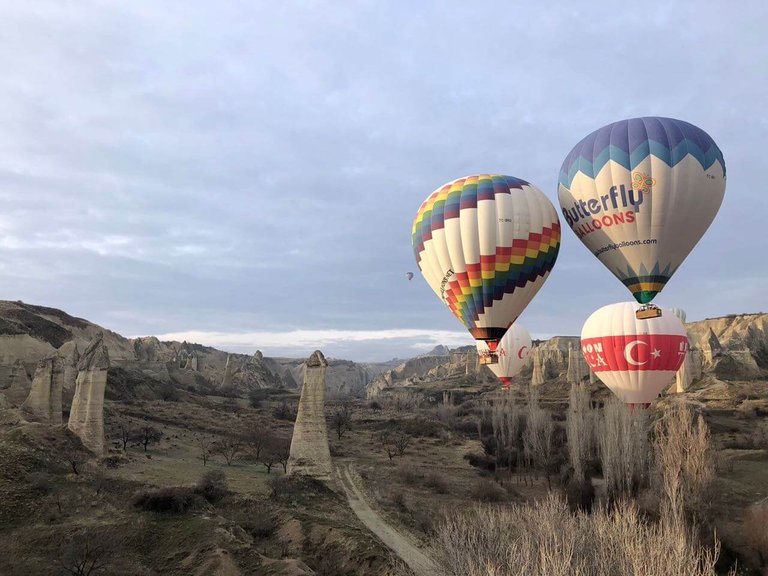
<box><xmin>522</xmin><ymin>386</ymin><xmax>555</xmax><ymax>487</ymax></box>
<box><xmin>196</xmin><ymin>435</ymin><xmax>213</xmax><ymax>466</ymax></box>
<box><xmin>115</xmin><ymin>423</ymin><xmax>135</xmax><ymax>452</ymax></box>
<box><xmin>59</xmin><ymin>534</ymin><xmax>110</xmax><ymax>576</ymax></box>
<box><xmin>241</xmin><ymin>419</ymin><xmax>273</xmax><ymax>460</ymax></box>
<box><xmin>598</xmin><ymin>397</ymin><xmax>650</xmax><ymax>500</ymax></box>
<box><xmin>330</xmin><ymin>403</ymin><xmax>353</xmax><ymax>440</ymax></box>
<box><xmin>64</xmin><ymin>448</ymin><xmax>83</xmax><ymax>476</ymax></box>
<box><xmin>492</xmin><ymin>394</ymin><xmax>523</xmax><ymax>471</ymax></box>
<box><xmin>262</xmin><ymin>436</ymin><xmax>291</xmax><ymax>473</ymax></box>
<box><xmin>437</xmin><ymin>391</ymin><xmax>458</xmax><ymax>428</ymax></box>
<box><xmin>566</xmin><ymin>381</ymin><xmax>596</xmax><ymax>483</ymax></box>
<box><xmin>378</xmin><ymin>429</ymin><xmax>412</xmax><ymax>459</ymax></box>
<box><xmin>653</xmin><ymin>402</ymin><xmax>715</xmax><ymax>524</ymax></box>
<box><xmin>134</xmin><ymin>425</ymin><xmax>163</xmax><ymax>452</ymax></box>
<box><xmin>214</xmin><ymin>433</ymin><xmax>243</xmax><ymax>466</ymax></box>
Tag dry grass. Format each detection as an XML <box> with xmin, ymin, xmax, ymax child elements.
<box><xmin>434</xmin><ymin>494</ymin><xmax>733</xmax><ymax>576</ymax></box>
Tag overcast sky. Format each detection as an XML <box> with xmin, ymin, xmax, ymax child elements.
<box><xmin>0</xmin><ymin>1</ymin><xmax>765</xmax><ymax>361</ymax></box>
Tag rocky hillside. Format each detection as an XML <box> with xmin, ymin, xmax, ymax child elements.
<box><xmin>368</xmin><ymin>313</ymin><xmax>768</xmax><ymax>397</ymax></box>
<box><xmin>0</xmin><ymin>301</ymin><xmax>375</xmax><ymax>409</ymax></box>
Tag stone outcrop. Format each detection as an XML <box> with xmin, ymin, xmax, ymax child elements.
<box><xmin>566</xmin><ymin>344</ymin><xmax>583</xmax><ymax>385</ymax></box>
<box><xmin>531</xmin><ymin>347</ymin><xmax>544</xmax><ymax>386</ymax></box>
<box><xmin>21</xmin><ymin>355</ymin><xmax>65</xmax><ymax>424</ymax></box>
<box><xmin>221</xmin><ymin>354</ymin><xmax>236</xmax><ymax>389</ymax></box>
<box><xmin>67</xmin><ymin>335</ymin><xmax>110</xmax><ymax>456</ymax></box>
<box><xmin>288</xmin><ymin>350</ymin><xmax>332</xmax><ymax>481</ymax></box>
<box><xmin>0</xmin><ymin>360</ymin><xmax>33</xmax><ymax>406</ymax></box>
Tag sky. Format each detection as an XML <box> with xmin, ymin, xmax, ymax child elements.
<box><xmin>0</xmin><ymin>1</ymin><xmax>766</xmax><ymax>362</ymax></box>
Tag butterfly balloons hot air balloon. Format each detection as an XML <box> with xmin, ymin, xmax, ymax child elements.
<box><xmin>558</xmin><ymin>117</ymin><xmax>725</xmax><ymax>308</ymax></box>
<box><xmin>581</xmin><ymin>302</ymin><xmax>688</xmax><ymax>408</ymax></box>
<box><xmin>412</xmin><ymin>174</ymin><xmax>560</xmax><ymax>361</ymax></box>
<box><xmin>477</xmin><ymin>323</ymin><xmax>531</xmax><ymax>389</ymax></box>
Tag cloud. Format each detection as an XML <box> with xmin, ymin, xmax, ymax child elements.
<box><xmin>148</xmin><ymin>327</ymin><xmax>474</xmax><ymax>361</ymax></box>
<box><xmin>0</xmin><ymin>1</ymin><xmax>765</xmax><ymax>361</ymax></box>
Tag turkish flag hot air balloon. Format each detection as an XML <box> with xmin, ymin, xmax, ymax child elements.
<box><xmin>580</xmin><ymin>302</ymin><xmax>688</xmax><ymax>408</ymax></box>
<box><xmin>412</xmin><ymin>174</ymin><xmax>560</xmax><ymax>356</ymax></box>
<box><xmin>477</xmin><ymin>323</ymin><xmax>531</xmax><ymax>389</ymax></box>
<box><xmin>558</xmin><ymin>117</ymin><xmax>726</xmax><ymax>304</ymax></box>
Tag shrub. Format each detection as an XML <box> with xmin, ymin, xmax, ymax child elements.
<box><xmin>433</xmin><ymin>494</ymin><xmax>731</xmax><ymax>576</ymax></box>
<box><xmin>196</xmin><ymin>469</ymin><xmax>228</xmax><ymax>503</ymax></box>
<box><xmin>471</xmin><ymin>479</ymin><xmax>507</xmax><ymax>502</ymax></box>
<box><xmin>368</xmin><ymin>400</ymin><xmax>382</xmax><ymax>411</ymax></box>
<box><xmin>400</xmin><ymin>417</ymin><xmax>443</xmax><ymax>438</ymax></box>
<box><xmin>132</xmin><ymin>486</ymin><xmax>197</xmax><ymax>513</ymax></box>
<box><xmin>424</xmin><ymin>473</ymin><xmax>450</xmax><ymax>494</ymax></box>
<box><xmin>464</xmin><ymin>452</ymin><xmax>496</xmax><ymax>472</ymax></box>
<box><xmin>268</xmin><ymin>474</ymin><xmax>332</xmax><ymax>502</ymax></box>
<box><xmin>391</xmin><ymin>491</ymin><xmax>409</xmax><ymax>513</ymax></box>
<box><xmin>273</xmin><ymin>401</ymin><xmax>296</xmax><ymax>421</ymax></box>
<box><xmin>564</xmin><ymin>477</ymin><xmax>595</xmax><ymax>512</ymax></box>
<box><xmin>742</xmin><ymin>501</ymin><xmax>768</xmax><ymax>568</ymax></box>
<box><xmin>231</xmin><ymin>500</ymin><xmax>278</xmax><ymax>539</ymax></box>
<box><xmin>398</xmin><ymin>463</ymin><xmax>421</xmax><ymax>485</ymax></box>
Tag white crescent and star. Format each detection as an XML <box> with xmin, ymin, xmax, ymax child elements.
<box><xmin>624</xmin><ymin>340</ymin><xmax>647</xmax><ymax>365</ymax></box>
<box><xmin>624</xmin><ymin>340</ymin><xmax>662</xmax><ymax>365</ymax></box>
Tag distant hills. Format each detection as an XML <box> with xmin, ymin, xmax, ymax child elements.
<box><xmin>1</xmin><ymin>300</ymin><xmax>766</xmax><ymax>409</ymax></box>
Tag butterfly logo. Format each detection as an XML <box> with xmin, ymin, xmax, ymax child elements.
<box><xmin>631</xmin><ymin>171</ymin><xmax>655</xmax><ymax>194</ymax></box>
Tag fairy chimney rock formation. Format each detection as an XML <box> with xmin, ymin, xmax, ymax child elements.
<box><xmin>67</xmin><ymin>335</ymin><xmax>110</xmax><ymax>456</ymax></box>
<box><xmin>221</xmin><ymin>354</ymin><xmax>235</xmax><ymax>388</ymax></box>
<box><xmin>288</xmin><ymin>350</ymin><xmax>333</xmax><ymax>481</ymax></box>
<box><xmin>566</xmin><ymin>344</ymin><xmax>583</xmax><ymax>385</ymax></box>
<box><xmin>21</xmin><ymin>355</ymin><xmax>64</xmax><ymax>424</ymax></box>
<box><xmin>531</xmin><ymin>347</ymin><xmax>544</xmax><ymax>386</ymax></box>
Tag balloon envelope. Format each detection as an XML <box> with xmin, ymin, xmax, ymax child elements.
<box><xmin>559</xmin><ymin>117</ymin><xmax>726</xmax><ymax>304</ymax></box>
<box><xmin>412</xmin><ymin>174</ymin><xmax>560</xmax><ymax>347</ymax></box>
<box><xmin>477</xmin><ymin>323</ymin><xmax>531</xmax><ymax>388</ymax></box>
<box><xmin>669</xmin><ymin>307</ymin><xmax>686</xmax><ymax>323</ymax></box>
<box><xmin>581</xmin><ymin>302</ymin><xmax>687</xmax><ymax>406</ymax></box>
<box><xmin>406</xmin><ymin>272</ymin><xmax>414</xmax><ymax>281</ymax></box>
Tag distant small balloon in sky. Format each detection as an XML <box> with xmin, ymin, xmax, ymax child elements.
<box><xmin>559</xmin><ymin>117</ymin><xmax>726</xmax><ymax>304</ymax></box>
<box><xmin>406</xmin><ymin>272</ymin><xmax>414</xmax><ymax>281</ymax></box>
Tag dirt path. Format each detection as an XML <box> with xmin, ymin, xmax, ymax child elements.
<box><xmin>336</xmin><ymin>464</ymin><xmax>439</xmax><ymax>576</ymax></box>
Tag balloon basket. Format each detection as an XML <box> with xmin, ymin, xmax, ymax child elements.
<box><xmin>636</xmin><ymin>304</ymin><xmax>662</xmax><ymax>320</ymax></box>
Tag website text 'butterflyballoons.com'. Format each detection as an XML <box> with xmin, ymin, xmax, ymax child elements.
<box><xmin>594</xmin><ymin>238</ymin><xmax>658</xmax><ymax>257</ymax></box>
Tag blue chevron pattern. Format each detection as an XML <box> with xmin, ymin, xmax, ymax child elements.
<box><xmin>559</xmin><ymin>117</ymin><xmax>726</xmax><ymax>189</ymax></box>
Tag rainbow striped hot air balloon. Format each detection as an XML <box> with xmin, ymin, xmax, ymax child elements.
<box><xmin>412</xmin><ymin>174</ymin><xmax>560</xmax><ymax>355</ymax></box>
<box><xmin>558</xmin><ymin>117</ymin><xmax>726</xmax><ymax>305</ymax></box>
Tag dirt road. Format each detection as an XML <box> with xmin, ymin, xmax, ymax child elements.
<box><xmin>336</xmin><ymin>464</ymin><xmax>439</xmax><ymax>576</ymax></box>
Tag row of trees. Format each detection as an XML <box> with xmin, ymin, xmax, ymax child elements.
<box><xmin>196</xmin><ymin>420</ymin><xmax>292</xmax><ymax>473</ymax></box>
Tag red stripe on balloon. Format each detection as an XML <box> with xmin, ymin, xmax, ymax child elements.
<box><xmin>581</xmin><ymin>335</ymin><xmax>687</xmax><ymax>372</ymax></box>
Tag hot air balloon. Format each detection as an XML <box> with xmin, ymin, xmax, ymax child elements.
<box><xmin>412</xmin><ymin>174</ymin><xmax>560</xmax><ymax>362</ymax></box>
<box><xmin>476</xmin><ymin>323</ymin><xmax>531</xmax><ymax>389</ymax></box>
<box><xmin>669</xmin><ymin>308</ymin><xmax>686</xmax><ymax>323</ymax></box>
<box><xmin>406</xmin><ymin>272</ymin><xmax>414</xmax><ymax>281</ymax></box>
<box><xmin>558</xmin><ymin>117</ymin><xmax>726</xmax><ymax>310</ymax></box>
<box><xmin>580</xmin><ymin>302</ymin><xmax>688</xmax><ymax>408</ymax></box>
